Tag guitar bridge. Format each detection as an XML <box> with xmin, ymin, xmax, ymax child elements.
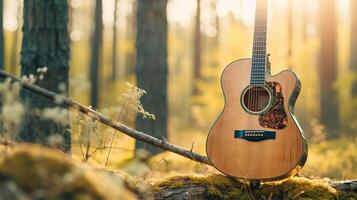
<box><xmin>234</xmin><ymin>130</ymin><xmax>276</xmax><ymax>142</ymax></box>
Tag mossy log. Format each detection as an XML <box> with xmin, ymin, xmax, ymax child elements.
<box><xmin>152</xmin><ymin>175</ymin><xmax>357</xmax><ymax>200</ymax></box>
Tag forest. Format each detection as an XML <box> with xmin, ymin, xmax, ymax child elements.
<box><xmin>0</xmin><ymin>0</ymin><xmax>356</xmax><ymax>199</ymax></box>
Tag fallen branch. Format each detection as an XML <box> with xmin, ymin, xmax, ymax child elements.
<box><xmin>0</xmin><ymin>70</ymin><xmax>211</xmax><ymax>165</ymax></box>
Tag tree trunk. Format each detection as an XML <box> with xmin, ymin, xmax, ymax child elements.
<box><xmin>123</xmin><ymin>0</ymin><xmax>136</xmax><ymax>79</ymax></box>
<box><xmin>111</xmin><ymin>0</ymin><xmax>119</xmax><ymax>82</ymax></box>
<box><xmin>0</xmin><ymin>0</ymin><xmax>3</xmax><ymax>70</ymax></box>
<box><xmin>0</xmin><ymin>0</ymin><xmax>3</xmax><ymax>111</ymax></box>
<box><xmin>135</xmin><ymin>0</ymin><xmax>168</xmax><ymax>155</ymax></box>
<box><xmin>89</xmin><ymin>0</ymin><xmax>103</xmax><ymax>109</ymax></box>
<box><xmin>9</xmin><ymin>0</ymin><xmax>21</xmax><ymax>75</ymax></box>
<box><xmin>20</xmin><ymin>0</ymin><xmax>70</xmax><ymax>152</ymax></box>
<box><xmin>193</xmin><ymin>0</ymin><xmax>201</xmax><ymax>81</ymax></box>
<box><xmin>210</xmin><ymin>0</ymin><xmax>219</xmax><ymax>68</ymax></box>
<box><xmin>319</xmin><ymin>0</ymin><xmax>339</xmax><ymax>136</ymax></box>
<box><xmin>9</xmin><ymin>28</ymin><xmax>19</xmax><ymax>75</ymax></box>
<box><xmin>350</xmin><ymin>0</ymin><xmax>357</xmax><ymax>96</ymax></box>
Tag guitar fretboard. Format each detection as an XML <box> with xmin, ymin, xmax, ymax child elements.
<box><xmin>251</xmin><ymin>0</ymin><xmax>268</xmax><ymax>85</ymax></box>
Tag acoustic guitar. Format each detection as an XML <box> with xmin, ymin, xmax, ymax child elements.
<box><xmin>206</xmin><ymin>0</ymin><xmax>308</xmax><ymax>181</ymax></box>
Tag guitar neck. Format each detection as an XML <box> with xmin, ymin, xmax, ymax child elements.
<box><xmin>251</xmin><ymin>0</ymin><xmax>268</xmax><ymax>85</ymax></box>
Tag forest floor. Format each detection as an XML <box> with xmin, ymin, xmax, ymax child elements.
<box><xmin>74</xmin><ymin>126</ymin><xmax>357</xmax><ymax>181</ymax></box>
<box><xmin>0</xmin><ymin>142</ymin><xmax>356</xmax><ymax>200</ymax></box>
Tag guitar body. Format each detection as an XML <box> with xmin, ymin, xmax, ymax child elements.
<box><xmin>206</xmin><ymin>59</ymin><xmax>308</xmax><ymax>181</ymax></box>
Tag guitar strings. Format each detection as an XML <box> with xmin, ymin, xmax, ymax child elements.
<box><xmin>251</xmin><ymin>8</ymin><xmax>267</xmax><ymax>112</ymax></box>
<box><xmin>248</xmin><ymin>0</ymin><xmax>267</xmax><ymax>112</ymax></box>
<box><xmin>260</xmin><ymin>7</ymin><xmax>267</xmax><ymax>112</ymax></box>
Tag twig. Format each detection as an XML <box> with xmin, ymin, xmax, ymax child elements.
<box><xmin>89</xmin><ymin>147</ymin><xmax>101</xmax><ymax>157</ymax></box>
<box><xmin>105</xmin><ymin>100</ymin><xmax>128</xmax><ymax>166</ymax></box>
<box><xmin>0</xmin><ymin>70</ymin><xmax>212</xmax><ymax>166</ymax></box>
<box><xmin>190</xmin><ymin>141</ymin><xmax>195</xmax><ymax>152</ymax></box>
<box><xmin>84</xmin><ymin>139</ymin><xmax>91</xmax><ymax>162</ymax></box>
<box><xmin>79</xmin><ymin>143</ymin><xmax>85</xmax><ymax>159</ymax></box>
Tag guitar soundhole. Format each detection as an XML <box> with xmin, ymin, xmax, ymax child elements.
<box><xmin>241</xmin><ymin>86</ymin><xmax>272</xmax><ymax>114</ymax></box>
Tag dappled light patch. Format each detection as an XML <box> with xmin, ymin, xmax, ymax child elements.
<box><xmin>149</xmin><ymin>151</ymin><xmax>213</xmax><ymax>175</ymax></box>
<box><xmin>303</xmin><ymin>137</ymin><xmax>357</xmax><ymax>179</ymax></box>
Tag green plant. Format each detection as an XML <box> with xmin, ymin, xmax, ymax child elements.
<box><xmin>105</xmin><ymin>82</ymin><xmax>155</xmax><ymax>166</ymax></box>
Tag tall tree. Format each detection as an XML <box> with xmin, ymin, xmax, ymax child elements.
<box><xmin>351</xmin><ymin>0</ymin><xmax>357</xmax><ymax>96</ymax></box>
<box><xmin>124</xmin><ymin>0</ymin><xmax>136</xmax><ymax>78</ymax></box>
<box><xmin>111</xmin><ymin>0</ymin><xmax>119</xmax><ymax>82</ymax></box>
<box><xmin>193</xmin><ymin>0</ymin><xmax>201</xmax><ymax>81</ymax></box>
<box><xmin>20</xmin><ymin>0</ymin><xmax>71</xmax><ymax>152</ymax></box>
<box><xmin>135</xmin><ymin>0</ymin><xmax>168</xmax><ymax>155</ymax></box>
<box><xmin>210</xmin><ymin>0</ymin><xmax>219</xmax><ymax>68</ymax></box>
<box><xmin>0</xmin><ymin>0</ymin><xmax>3</xmax><ymax>70</ymax></box>
<box><xmin>89</xmin><ymin>0</ymin><xmax>103</xmax><ymax>108</ymax></box>
<box><xmin>0</xmin><ymin>0</ymin><xmax>3</xmax><ymax>116</ymax></box>
<box><xmin>9</xmin><ymin>0</ymin><xmax>22</xmax><ymax>75</ymax></box>
<box><xmin>319</xmin><ymin>0</ymin><xmax>339</xmax><ymax>136</ymax></box>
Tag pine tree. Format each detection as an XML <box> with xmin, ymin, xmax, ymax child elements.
<box><xmin>89</xmin><ymin>0</ymin><xmax>103</xmax><ymax>109</ymax></box>
<box><xmin>135</xmin><ymin>0</ymin><xmax>168</xmax><ymax>155</ymax></box>
<box><xmin>111</xmin><ymin>0</ymin><xmax>119</xmax><ymax>82</ymax></box>
<box><xmin>193</xmin><ymin>0</ymin><xmax>201</xmax><ymax>81</ymax></box>
<box><xmin>350</xmin><ymin>0</ymin><xmax>357</xmax><ymax>96</ymax></box>
<box><xmin>319</xmin><ymin>0</ymin><xmax>339</xmax><ymax>136</ymax></box>
<box><xmin>20</xmin><ymin>0</ymin><xmax>71</xmax><ymax>152</ymax></box>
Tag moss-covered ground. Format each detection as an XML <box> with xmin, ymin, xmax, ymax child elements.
<box><xmin>0</xmin><ymin>144</ymin><xmax>135</xmax><ymax>199</ymax></box>
<box><xmin>0</xmin><ymin>143</ymin><xmax>356</xmax><ymax>200</ymax></box>
<box><xmin>154</xmin><ymin>174</ymin><xmax>357</xmax><ymax>200</ymax></box>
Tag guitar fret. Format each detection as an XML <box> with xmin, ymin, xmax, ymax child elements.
<box><xmin>250</xmin><ymin>0</ymin><xmax>268</xmax><ymax>84</ymax></box>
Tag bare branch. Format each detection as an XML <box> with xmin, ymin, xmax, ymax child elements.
<box><xmin>0</xmin><ymin>70</ymin><xmax>212</xmax><ymax>166</ymax></box>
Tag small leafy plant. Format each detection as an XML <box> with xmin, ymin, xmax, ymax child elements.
<box><xmin>70</xmin><ymin>82</ymin><xmax>155</xmax><ymax>164</ymax></box>
<box><xmin>105</xmin><ymin>82</ymin><xmax>155</xmax><ymax>166</ymax></box>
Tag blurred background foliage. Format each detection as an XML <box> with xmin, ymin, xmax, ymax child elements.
<box><xmin>1</xmin><ymin>0</ymin><xmax>356</xmax><ymax>180</ymax></box>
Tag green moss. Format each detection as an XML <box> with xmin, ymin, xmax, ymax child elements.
<box><xmin>258</xmin><ymin>177</ymin><xmax>337</xmax><ymax>199</ymax></box>
<box><xmin>154</xmin><ymin>174</ymin><xmax>247</xmax><ymax>199</ymax></box>
<box><xmin>0</xmin><ymin>144</ymin><xmax>135</xmax><ymax>199</ymax></box>
<box><xmin>0</xmin><ymin>144</ymin><xmax>74</xmax><ymax>192</ymax></box>
<box><xmin>338</xmin><ymin>191</ymin><xmax>357</xmax><ymax>200</ymax></box>
<box><xmin>170</xmin><ymin>180</ymin><xmax>185</xmax><ymax>189</ymax></box>
<box><xmin>155</xmin><ymin>174</ymin><xmax>357</xmax><ymax>200</ymax></box>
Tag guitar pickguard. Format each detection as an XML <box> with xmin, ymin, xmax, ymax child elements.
<box><xmin>259</xmin><ymin>82</ymin><xmax>288</xmax><ymax>130</ymax></box>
